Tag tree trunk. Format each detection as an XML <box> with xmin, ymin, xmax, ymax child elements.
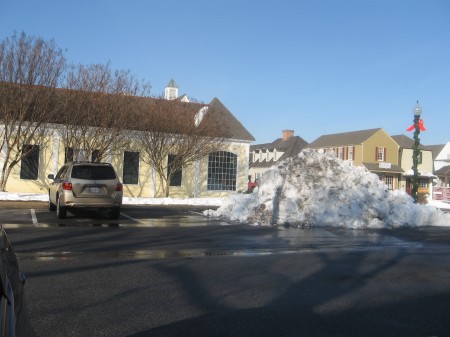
<box><xmin>0</xmin><ymin>149</ymin><xmax>11</xmax><ymax>192</ymax></box>
<box><xmin>164</xmin><ymin>172</ymin><xmax>172</xmax><ymax>198</ymax></box>
<box><xmin>0</xmin><ymin>164</ymin><xmax>13</xmax><ymax>192</ymax></box>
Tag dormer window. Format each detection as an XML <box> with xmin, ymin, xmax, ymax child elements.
<box><xmin>195</xmin><ymin>106</ymin><xmax>208</xmax><ymax>127</ymax></box>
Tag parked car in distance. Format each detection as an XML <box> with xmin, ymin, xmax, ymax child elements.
<box><xmin>48</xmin><ymin>162</ymin><xmax>123</xmax><ymax>219</ymax></box>
<box><xmin>0</xmin><ymin>225</ymin><xmax>36</xmax><ymax>337</ymax></box>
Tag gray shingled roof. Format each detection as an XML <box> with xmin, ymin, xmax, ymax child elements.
<box><xmin>435</xmin><ymin>165</ymin><xmax>450</xmax><ymax>175</ymax></box>
<box><xmin>249</xmin><ymin>159</ymin><xmax>275</xmax><ymax>169</ymax></box>
<box><xmin>208</xmin><ymin>98</ymin><xmax>255</xmax><ymax>142</ymax></box>
<box><xmin>424</xmin><ymin>144</ymin><xmax>446</xmax><ymax>160</ymax></box>
<box><xmin>276</xmin><ymin>136</ymin><xmax>309</xmax><ymax>161</ymax></box>
<box><xmin>391</xmin><ymin>134</ymin><xmax>426</xmax><ymax>150</ymax></box>
<box><xmin>307</xmin><ymin>128</ymin><xmax>381</xmax><ymax>148</ymax></box>
<box><xmin>249</xmin><ymin>135</ymin><xmax>308</xmax><ymax>168</ymax></box>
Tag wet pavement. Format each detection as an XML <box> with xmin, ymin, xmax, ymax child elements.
<box><xmin>2</xmin><ymin>204</ymin><xmax>450</xmax><ymax>336</ymax></box>
<box><xmin>2</xmin><ymin>204</ymin><xmax>450</xmax><ymax>259</ymax></box>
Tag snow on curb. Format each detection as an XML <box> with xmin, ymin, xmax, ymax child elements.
<box><xmin>0</xmin><ymin>192</ymin><xmax>224</xmax><ymax>206</ymax></box>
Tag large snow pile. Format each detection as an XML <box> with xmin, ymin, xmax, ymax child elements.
<box><xmin>206</xmin><ymin>149</ymin><xmax>450</xmax><ymax>228</ymax></box>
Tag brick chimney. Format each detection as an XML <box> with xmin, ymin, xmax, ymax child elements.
<box><xmin>282</xmin><ymin>130</ymin><xmax>294</xmax><ymax>141</ymax></box>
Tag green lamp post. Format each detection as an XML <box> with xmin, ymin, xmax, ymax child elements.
<box><xmin>411</xmin><ymin>100</ymin><xmax>422</xmax><ymax>204</ymax></box>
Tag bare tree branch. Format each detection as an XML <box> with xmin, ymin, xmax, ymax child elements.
<box><xmin>134</xmin><ymin>98</ymin><xmax>230</xmax><ymax>197</ymax></box>
<box><xmin>57</xmin><ymin>63</ymin><xmax>151</xmax><ymax>162</ymax></box>
<box><xmin>0</xmin><ymin>32</ymin><xmax>65</xmax><ymax>191</ymax></box>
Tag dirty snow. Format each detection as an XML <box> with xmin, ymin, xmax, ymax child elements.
<box><xmin>205</xmin><ymin>149</ymin><xmax>450</xmax><ymax>228</ymax></box>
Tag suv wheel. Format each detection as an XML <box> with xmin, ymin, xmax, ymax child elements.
<box><xmin>48</xmin><ymin>193</ymin><xmax>56</xmax><ymax>211</ymax></box>
<box><xmin>110</xmin><ymin>207</ymin><xmax>121</xmax><ymax>220</ymax></box>
<box><xmin>56</xmin><ymin>196</ymin><xmax>67</xmax><ymax>219</ymax></box>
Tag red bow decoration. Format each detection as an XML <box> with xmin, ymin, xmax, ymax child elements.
<box><xmin>406</xmin><ymin>118</ymin><xmax>426</xmax><ymax>132</ymax></box>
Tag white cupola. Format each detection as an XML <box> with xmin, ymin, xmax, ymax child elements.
<box><xmin>164</xmin><ymin>79</ymin><xmax>179</xmax><ymax>100</ymax></box>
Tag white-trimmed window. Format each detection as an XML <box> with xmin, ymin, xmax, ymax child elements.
<box><xmin>376</xmin><ymin>147</ymin><xmax>385</xmax><ymax>161</ymax></box>
<box><xmin>385</xmin><ymin>175</ymin><xmax>394</xmax><ymax>190</ymax></box>
<box><xmin>338</xmin><ymin>147</ymin><xmax>344</xmax><ymax>160</ymax></box>
<box><xmin>347</xmin><ymin>146</ymin><xmax>354</xmax><ymax>161</ymax></box>
<box><xmin>207</xmin><ymin>151</ymin><xmax>237</xmax><ymax>191</ymax></box>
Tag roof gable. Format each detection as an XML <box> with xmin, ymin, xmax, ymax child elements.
<box><xmin>425</xmin><ymin>142</ymin><xmax>450</xmax><ymax>160</ymax></box>
<box><xmin>392</xmin><ymin>134</ymin><xmax>426</xmax><ymax>150</ymax></box>
<box><xmin>208</xmin><ymin>98</ymin><xmax>255</xmax><ymax>142</ymax></box>
<box><xmin>308</xmin><ymin>128</ymin><xmax>382</xmax><ymax>148</ymax></box>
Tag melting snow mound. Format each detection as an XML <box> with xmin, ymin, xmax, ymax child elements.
<box><xmin>206</xmin><ymin>149</ymin><xmax>450</xmax><ymax>228</ymax></box>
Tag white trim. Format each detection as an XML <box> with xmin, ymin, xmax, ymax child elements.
<box><xmin>52</xmin><ymin>131</ymin><xmax>60</xmax><ymax>174</ymax></box>
<box><xmin>195</xmin><ymin>159</ymin><xmax>201</xmax><ymax>197</ymax></box>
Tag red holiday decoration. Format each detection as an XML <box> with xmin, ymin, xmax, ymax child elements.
<box><xmin>406</xmin><ymin>118</ymin><xmax>426</xmax><ymax>132</ymax></box>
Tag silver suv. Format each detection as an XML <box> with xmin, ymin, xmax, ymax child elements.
<box><xmin>48</xmin><ymin>162</ymin><xmax>123</xmax><ymax>219</ymax></box>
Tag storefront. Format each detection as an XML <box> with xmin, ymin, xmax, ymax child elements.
<box><xmin>362</xmin><ymin>162</ymin><xmax>404</xmax><ymax>190</ymax></box>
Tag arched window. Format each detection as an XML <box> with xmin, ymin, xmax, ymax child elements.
<box><xmin>207</xmin><ymin>151</ymin><xmax>237</xmax><ymax>191</ymax></box>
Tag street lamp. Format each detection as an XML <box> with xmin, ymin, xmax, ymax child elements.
<box><xmin>411</xmin><ymin>100</ymin><xmax>422</xmax><ymax>203</ymax></box>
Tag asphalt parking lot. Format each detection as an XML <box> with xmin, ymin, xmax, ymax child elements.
<box><xmin>2</xmin><ymin>201</ymin><xmax>450</xmax><ymax>337</ymax></box>
<box><xmin>0</xmin><ymin>201</ymin><xmax>222</xmax><ymax>227</ymax></box>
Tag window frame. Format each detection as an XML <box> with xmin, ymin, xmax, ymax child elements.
<box><xmin>123</xmin><ymin>151</ymin><xmax>140</xmax><ymax>185</ymax></box>
<box><xmin>167</xmin><ymin>154</ymin><xmax>182</xmax><ymax>187</ymax></box>
<box><xmin>207</xmin><ymin>151</ymin><xmax>238</xmax><ymax>191</ymax></box>
<box><xmin>65</xmin><ymin>147</ymin><xmax>99</xmax><ymax>162</ymax></box>
<box><xmin>347</xmin><ymin>146</ymin><xmax>354</xmax><ymax>161</ymax></box>
<box><xmin>376</xmin><ymin>147</ymin><xmax>385</xmax><ymax>162</ymax></box>
<box><xmin>337</xmin><ymin>147</ymin><xmax>344</xmax><ymax>160</ymax></box>
<box><xmin>385</xmin><ymin>174</ymin><xmax>394</xmax><ymax>190</ymax></box>
<box><xmin>20</xmin><ymin>144</ymin><xmax>40</xmax><ymax>180</ymax></box>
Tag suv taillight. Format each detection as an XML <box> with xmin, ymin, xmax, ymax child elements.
<box><xmin>62</xmin><ymin>182</ymin><xmax>73</xmax><ymax>190</ymax></box>
<box><xmin>116</xmin><ymin>183</ymin><xmax>123</xmax><ymax>192</ymax></box>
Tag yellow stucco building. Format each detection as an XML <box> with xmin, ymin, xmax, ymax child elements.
<box><xmin>1</xmin><ymin>89</ymin><xmax>255</xmax><ymax>198</ymax></box>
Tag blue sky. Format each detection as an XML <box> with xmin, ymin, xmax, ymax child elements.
<box><xmin>1</xmin><ymin>0</ymin><xmax>449</xmax><ymax>145</ymax></box>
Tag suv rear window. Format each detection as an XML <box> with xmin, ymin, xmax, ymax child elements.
<box><xmin>71</xmin><ymin>165</ymin><xmax>117</xmax><ymax>180</ymax></box>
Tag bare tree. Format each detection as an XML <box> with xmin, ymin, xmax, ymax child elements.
<box><xmin>0</xmin><ymin>32</ymin><xmax>65</xmax><ymax>191</ymax></box>
<box><xmin>57</xmin><ymin>62</ymin><xmax>151</xmax><ymax>162</ymax></box>
<box><xmin>134</xmin><ymin>98</ymin><xmax>230</xmax><ymax>197</ymax></box>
